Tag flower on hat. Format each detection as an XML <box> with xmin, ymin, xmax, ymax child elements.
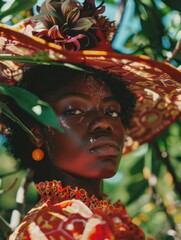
<box><xmin>30</xmin><ymin>0</ymin><xmax>116</xmax><ymax>50</ymax></box>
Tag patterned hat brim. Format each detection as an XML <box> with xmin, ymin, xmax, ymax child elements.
<box><xmin>0</xmin><ymin>24</ymin><xmax>181</xmax><ymax>154</ymax></box>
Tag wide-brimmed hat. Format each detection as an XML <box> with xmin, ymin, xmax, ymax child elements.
<box><xmin>0</xmin><ymin>0</ymin><xmax>181</xmax><ymax>154</ymax></box>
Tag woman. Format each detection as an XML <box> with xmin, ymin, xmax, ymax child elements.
<box><xmin>7</xmin><ymin>65</ymin><xmax>145</xmax><ymax>239</ymax></box>
<box><xmin>0</xmin><ymin>0</ymin><xmax>181</xmax><ymax>239</ymax></box>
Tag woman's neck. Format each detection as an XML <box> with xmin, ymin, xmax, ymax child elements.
<box><xmin>49</xmin><ymin>166</ymin><xmax>103</xmax><ymax>199</ymax></box>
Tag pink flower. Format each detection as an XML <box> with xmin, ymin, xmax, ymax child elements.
<box><xmin>31</xmin><ymin>0</ymin><xmax>115</xmax><ymax>50</ymax></box>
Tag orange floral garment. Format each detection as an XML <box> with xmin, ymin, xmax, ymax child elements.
<box><xmin>9</xmin><ymin>181</ymin><xmax>145</xmax><ymax>240</ymax></box>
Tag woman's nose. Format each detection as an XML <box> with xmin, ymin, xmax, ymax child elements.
<box><xmin>88</xmin><ymin>115</ymin><xmax>113</xmax><ymax>133</ymax></box>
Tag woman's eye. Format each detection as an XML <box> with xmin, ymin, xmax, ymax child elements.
<box><xmin>106</xmin><ymin>110</ymin><xmax>120</xmax><ymax>118</ymax></box>
<box><xmin>64</xmin><ymin>109</ymin><xmax>83</xmax><ymax>115</ymax></box>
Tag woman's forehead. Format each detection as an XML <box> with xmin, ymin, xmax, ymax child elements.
<box><xmin>78</xmin><ymin>76</ymin><xmax>111</xmax><ymax>96</ymax></box>
<box><xmin>53</xmin><ymin>75</ymin><xmax>113</xmax><ymax>100</ymax></box>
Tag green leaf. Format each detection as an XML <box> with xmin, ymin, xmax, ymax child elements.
<box><xmin>0</xmin><ymin>83</ymin><xmax>63</xmax><ymax>132</ymax></box>
<box><xmin>66</xmin><ymin>7</ymin><xmax>80</xmax><ymax>24</ymax></box>
<box><xmin>0</xmin><ymin>215</ymin><xmax>12</xmax><ymax>235</ymax></box>
<box><xmin>73</xmin><ymin>17</ymin><xmax>96</xmax><ymax>31</ymax></box>
<box><xmin>161</xmin><ymin>0</ymin><xmax>181</xmax><ymax>11</ymax></box>
<box><xmin>130</xmin><ymin>156</ymin><xmax>144</xmax><ymax>175</ymax></box>
<box><xmin>0</xmin><ymin>53</ymin><xmax>90</xmax><ymax>73</ymax></box>
<box><xmin>0</xmin><ymin>0</ymin><xmax>37</xmax><ymax>21</ymax></box>
<box><xmin>0</xmin><ymin>102</ymin><xmax>36</xmax><ymax>140</ymax></box>
<box><xmin>126</xmin><ymin>178</ymin><xmax>148</xmax><ymax>204</ymax></box>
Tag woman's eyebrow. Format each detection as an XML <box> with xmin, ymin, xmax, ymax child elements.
<box><xmin>57</xmin><ymin>93</ymin><xmax>91</xmax><ymax>100</ymax></box>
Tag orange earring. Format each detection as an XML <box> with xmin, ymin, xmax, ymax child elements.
<box><xmin>32</xmin><ymin>148</ymin><xmax>44</xmax><ymax>161</ymax></box>
<box><xmin>31</xmin><ymin>128</ymin><xmax>44</xmax><ymax>161</ymax></box>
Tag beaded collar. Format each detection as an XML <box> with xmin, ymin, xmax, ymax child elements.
<box><xmin>35</xmin><ymin>180</ymin><xmax>127</xmax><ymax>216</ymax></box>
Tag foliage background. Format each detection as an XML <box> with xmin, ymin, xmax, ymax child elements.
<box><xmin>0</xmin><ymin>0</ymin><xmax>181</xmax><ymax>239</ymax></box>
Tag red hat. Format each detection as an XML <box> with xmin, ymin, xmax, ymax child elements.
<box><xmin>0</xmin><ymin>0</ymin><xmax>181</xmax><ymax>154</ymax></box>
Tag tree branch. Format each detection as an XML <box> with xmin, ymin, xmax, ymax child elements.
<box><xmin>111</xmin><ymin>0</ymin><xmax>128</xmax><ymax>43</ymax></box>
<box><xmin>151</xmin><ymin>141</ymin><xmax>181</xmax><ymax>198</ymax></box>
<box><xmin>0</xmin><ymin>178</ymin><xmax>18</xmax><ymax>196</ymax></box>
<box><xmin>166</xmin><ymin>39</ymin><xmax>181</xmax><ymax>62</ymax></box>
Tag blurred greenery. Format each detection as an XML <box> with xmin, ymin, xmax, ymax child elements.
<box><xmin>105</xmin><ymin>121</ymin><xmax>181</xmax><ymax>239</ymax></box>
<box><xmin>0</xmin><ymin>0</ymin><xmax>181</xmax><ymax>239</ymax></box>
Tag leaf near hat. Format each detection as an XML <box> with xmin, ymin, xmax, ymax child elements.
<box><xmin>0</xmin><ymin>0</ymin><xmax>181</xmax><ymax>154</ymax></box>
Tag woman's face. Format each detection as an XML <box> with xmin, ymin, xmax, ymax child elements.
<box><xmin>46</xmin><ymin>75</ymin><xmax>125</xmax><ymax>179</ymax></box>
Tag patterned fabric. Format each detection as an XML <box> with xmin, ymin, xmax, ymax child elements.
<box><xmin>9</xmin><ymin>181</ymin><xmax>145</xmax><ymax>240</ymax></box>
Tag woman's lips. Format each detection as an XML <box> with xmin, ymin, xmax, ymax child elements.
<box><xmin>88</xmin><ymin>139</ymin><xmax>120</xmax><ymax>156</ymax></box>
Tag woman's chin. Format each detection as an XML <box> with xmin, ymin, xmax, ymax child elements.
<box><xmin>92</xmin><ymin>157</ymin><xmax>119</xmax><ymax>178</ymax></box>
<box><xmin>83</xmin><ymin>167</ymin><xmax>118</xmax><ymax>179</ymax></box>
<box><xmin>66</xmin><ymin>168</ymin><xmax>117</xmax><ymax>180</ymax></box>
<box><xmin>98</xmin><ymin>169</ymin><xmax>117</xmax><ymax>179</ymax></box>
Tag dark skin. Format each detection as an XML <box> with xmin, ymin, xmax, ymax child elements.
<box><xmin>37</xmin><ymin>75</ymin><xmax>125</xmax><ymax>199</ymax></box>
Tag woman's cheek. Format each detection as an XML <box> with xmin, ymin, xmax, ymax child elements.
<box><xmin>52</xmin><ymin>130</ymin><xmax>86</xmax><ymax>163</ymax></box>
